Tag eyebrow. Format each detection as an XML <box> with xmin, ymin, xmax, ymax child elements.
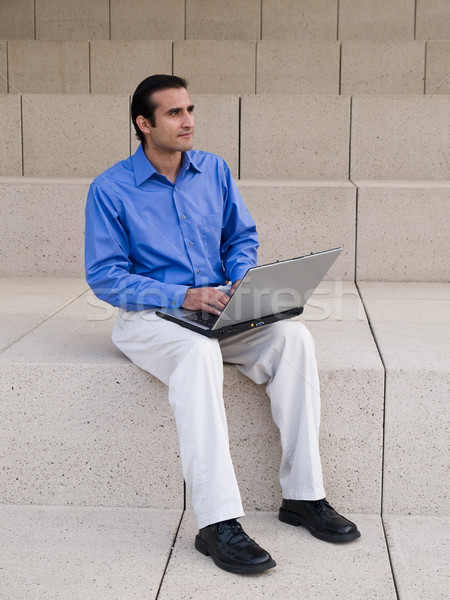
<box><xmin>166</xmin><ymin>104</ymin><xmax>195</xmax><ymax>114</ymax></box>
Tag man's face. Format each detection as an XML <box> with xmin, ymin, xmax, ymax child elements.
<box><xmin>146</xmin><ymin>87</ymin><xmax>195</xmax><ymax>154</ymax></box>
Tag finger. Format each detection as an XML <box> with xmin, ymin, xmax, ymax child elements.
<box><xmin>211</xmin><ymin>291</ymin><xmax>230</xmax><ymax>307</ymax></box>
<box><xmin>208</xmin><ymin>296</ymin><xmax>228</xmax><ymax>312</ymax></box>
<box><xmin>202</xmin><ymin>302</ymin><xmax>222</xmax><ymax>316</ymax></box>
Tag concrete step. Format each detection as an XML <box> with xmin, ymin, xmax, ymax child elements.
<box><xmin>2</xmin><ymin>93</ymin><xmax>450</xmax><ymax>181</ymax></box>
<box><xmin>3</xmin><ymin>176</ymin><xmax>450</xmax><ymax>282</ymax></box>
<box><xmin>0</xmin><ymin>278</ymin><xmax>384</xmax><ymax>513</ymax></box>
<box><xmin>0</xmin><ymin>177</ymin><xmax>357</xmax><ymax>279</ymax></box>
<box><xmin>0</xmin><ymin>504</ymin><xmax>182</xmax><ymax>600</ymax></box>
<box><xmin>3</xmin><ymin>39</ymin><xmax>450</xmax><ymax>95</ymax></box>
<box><xmin>355</xmin><ymin>180</ymin><xmax>450</xmax><ymax>282</ymax></box>
<box><xmin>358</xmin><ymin>282</ymin><xmax>450</xmax><ymax>515</ymax></box>
<box><xmin>160</xmin><ymin>510</ymin><xmax>396</xmax><ymax>600</ymax></box>
<box><xmin>2</xmin><ymin>0</ymin><xmax>449</xmax><ymax>42</ymax></box>
<box><xmin>0</xmin><ymin>276</ymin><xmax>88</xmax><ymax>353</ymax></box>
<box><xmin>350</xmin><ymin>94</ymin><xmax>450</xmax><ymax>180</ymax></box>
<box><xmin>1</xmin><ymin>504</ymin><xmax>447</xmax><ymax>599</ymax></box>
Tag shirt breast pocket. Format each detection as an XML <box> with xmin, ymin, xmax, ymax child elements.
<box><xmin>201</xmin><ymin>212</ymin><xmax>222</xmax><ymax>259</ymax></box>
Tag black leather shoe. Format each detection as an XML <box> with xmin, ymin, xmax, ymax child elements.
<box><xmin>195</xmin><ymin>519</ymin><xmax>276</xmax><ymax>574</ymax></box>
<box><xmin>279</xmin><ymin>498</ymin><xmax>361</xmax><ymax>543</ymax></box>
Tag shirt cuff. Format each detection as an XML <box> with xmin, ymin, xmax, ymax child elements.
<box><xmin>165</xmin><ymin>284</ymin><xmax>191</xmax><ymax>308</ymax></box>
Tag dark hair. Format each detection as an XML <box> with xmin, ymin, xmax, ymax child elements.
<box><xmin>131</xmin><ymin>74</ymin><xmax>188</xmax><ymax>146</ymax></box>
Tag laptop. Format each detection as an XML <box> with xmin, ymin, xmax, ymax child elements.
<box><xmin>156</xmin><ymin>247</ymin><xmax>342</xmax><ymax>338</ymax></box>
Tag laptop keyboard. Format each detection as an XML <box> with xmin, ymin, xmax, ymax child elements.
<box><xmin>185</xmin><ymin>311</ymin><xmax>219</xmax><ymax>329</ymax></box>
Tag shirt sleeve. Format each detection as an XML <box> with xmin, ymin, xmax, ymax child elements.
<box><xmin>85</xmin><ymin>182</ymin><xmax>189</xmax><ymax>310</ymax></box>
<box><xmin>220</xmin><ymin>162</ymin><xmax>259</xmax><ymax>283</ymax></box>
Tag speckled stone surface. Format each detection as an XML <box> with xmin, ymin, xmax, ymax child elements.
<box><xmin>416</xmin><ymin>0</ymin><xmax>450</xmax><ymax>40</ymax></box>
<box><xmin>0</xmin><ymin>505</ymin><xmax>182</xmax><ymax>600</ymax></box>
<box><xmin>0</xmin><ymin>0</ymin><xmax>35</xmax><ymax>39</ymax></box>
<box><xmin>0</xmin><ymin>41</ymin><xmax>7</xmax><ymax>94</ymax></box>
<box><xmin>90</xmin><ymin>41</ymin><xmax>172</xmax><ymax>94</ymax></box>
<box><xmin>110</xmin><ymin>0</ymin><xmax>185</xmax><ymax>40</ymax></box>
<box><xmin>22</xmin><ymin>94</ymin><xmax>129</xmax><ymax>177</ymax></box>
<box><xmin>358</xmin><ymin>282</ymin><xmax>450</xmax><ymax>514</ymax></box>
<box><xmin>261</xmin><ymin>0</ymin><xmax>337</xmax><ymax>40</ymax></box>
<box><xmin>383</xmin><ymin>515</ymin><xmax>450</xmax><ymax>600</ymax></box>
<box><xmin>426</xmin><ymin>41</ymin><xmax>450</xmax><ymax>95</ymax></box>
<box><xmin>256</xmin><ymin>41</ymin><xmax>340</xmax><ymax>94</ymax></box>
<box><xmin>238</xmin><ymin>180</ymin><xmax>356</xmax><ymax>279</ymax></box>
<box><xmin>174</xmin><ymin>41</ymin><xmax>256</xmax><ymax>95</ymax></box>
<box><xmin>0</xmin><ymin>281</ymin><xmax>383</xmax><ymax>513</ymax></box>
<box><xmin>339</xmin><ymin>0</ymin><xmax>415</xmax><ymax>40</ymax></box>
<box><xmin>0</xmin><ymin>96</ymin><xmax>22</xmax><ymax>176</ymax></box>
<box><xmin>8</xmin><ymin>41</ymin><xmax>89</xmax><ymax>94</ymax></box>
<box><xmin>186</xmin><ymin>0</ymin><xmax>260</xmax><ymax>40</ymax></box>
<box><xmin>0</xmin><ymin>291</ymin><xmax>183</xmax><ymax>507</ymax></box>
<box><xmin>355</xmin><ymin>181</ymin><xmax>450</xmax><ymax>282</ymax></box>
<box><xmin>341</xmin><ymin>41</ymin><xmax>425</xmax><ymax>95</ymax></box>
<box><xmin>0</xmin><ymin>179</ymin><xmax>90</xmax><ymax>276</ymax></box>
<box><xmin>35</xmin><ymin>0</ymin><xmax>109</xmax><ymax>41</ymax></box>
<box><xmin>240</xmin><ymin>95</ymin><xmax>351</xmax><ymax>180</ymax></box>
<box><xmin>351</xmin><ymin>95</ymin><xmax>450</xmax><ymax>180</ymax></box>
<box><xmin>158</xmin><ymin>510</ymin><xmax>396</xmax><ymax>600</ymax></box>
<box><xmin>0</xmin><ymin>277</ymin><xmax>88</xmax><ymax>352</ymax></box>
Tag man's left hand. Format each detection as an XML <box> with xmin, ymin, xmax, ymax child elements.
<box><xmin>230</xmin><ymin>279</ymin><xmax>242</xmax><ymax>295</ymax></box>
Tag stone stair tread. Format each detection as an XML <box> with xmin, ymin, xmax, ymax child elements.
<box><xmin>158</xmin><ymin>510</ymin><xmax>397</xmax><ymax>600</ymax></box>
<box><xmin>383</xmin><ymin>515</ymin><xmax>450</xmax><ymax>600</ymax></box>
<box><xmin>0</xmin><ymin>277</ymin><xmax>88</xmax><ymax>353</ymax></box>
<box><xmin>358</xmin><ymin>282</ymin><xmax>450</xmax><ymax>370</ymax></box>
<box><xmin>0</xmin><ymin>277</ymin><xmax>384</xmax><ymax>512</ymax></box>
<box><xmin>0</xmin><ymin>279</ymin><xmax>379</xmax><ymax>369</ymax></box>
<box><xmin>0</xmin><ymin>504</ymin><xmax>182</xmax><ymax>600</ymax></box>
<box><xmin>3</xmin><ymin>504</ymin><xmax>447</xmax><ymax>600</ymax></box>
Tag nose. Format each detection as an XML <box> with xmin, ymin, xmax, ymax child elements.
<box><xmin>182</xmin><ymin>110</ymin><xmax>194</xmax><ymax>129</ymax></box>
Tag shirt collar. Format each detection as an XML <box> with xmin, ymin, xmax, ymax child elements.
<box><xmin>132</xmin><ymin>145</ymin><xmax>202</xmax><ymax>187</ymax></box>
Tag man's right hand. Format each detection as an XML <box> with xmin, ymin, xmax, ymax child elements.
<box><xmin>182</xmin><ymin>287</ymin><xmax>230</xmax><ymax>315</ymax></box>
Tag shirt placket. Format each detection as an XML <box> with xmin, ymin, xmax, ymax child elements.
<box><xmin>173</xmin><ymin>184</ymin><xmax>206</xmax><ymax>287</ymax></box>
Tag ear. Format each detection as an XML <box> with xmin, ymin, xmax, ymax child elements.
<box><xmin>136</xmin><ymin>115</ymin><xmax>152</xmax><ymax>136</ymax></box>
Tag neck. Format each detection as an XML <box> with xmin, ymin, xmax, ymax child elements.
<box><xmin>144</xmin><ymin>146</ymin><xmax>183</xmax><ymax>184</ymax></box>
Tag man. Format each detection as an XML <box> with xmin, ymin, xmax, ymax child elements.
<box><xmin>85</xmin><ymin>74</ymin><xmax>360</xmax><ymax>575</ymax></box>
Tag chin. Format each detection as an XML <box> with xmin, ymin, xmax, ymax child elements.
<box><xmin>180</xmin><ymin>141</ymin><xmax>194</xmax><ymax>151</ymax></box>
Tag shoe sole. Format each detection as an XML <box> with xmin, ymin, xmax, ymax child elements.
<box><xmin>278</xmin><ymin>508</ymin><xmax>361</xmax><ymax>543</ymax></box>
<box><xmin>195</xmin><ymin>535</ymin><xmax>276</xmax><ymax>574</ymax></box>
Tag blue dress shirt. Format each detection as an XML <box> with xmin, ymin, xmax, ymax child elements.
<box><xmin>85</xmin><ymin>145</ymin><xmax>259</xmax><ymax>311</ymax></box>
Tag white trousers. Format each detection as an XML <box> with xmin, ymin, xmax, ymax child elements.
<box><xmin>112</xmin><ymin>310</ymin><xmax>325</xmax><ymax>529</ymax></box>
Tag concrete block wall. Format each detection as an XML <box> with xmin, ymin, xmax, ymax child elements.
<box><xmin>1</xmin><ymin>91</ymin><xmax>450</xmax><ymax>281</ymax></box>
<box><xmin>2</xmin><ymin>0</ymin><xmax>449</xmax><ymax>41</ymax></box>
<box><xmin>5</xmin><ymin>92</ymin><xmax>449</xmax><ymax>181</ymax></box>
<box><xmin>2</xmin><ymin>39</ymin><xmax>450</xmax><ymax>95</ymax></box>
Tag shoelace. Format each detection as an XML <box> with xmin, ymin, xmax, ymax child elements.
<box><xmin>312</xmin><ymin>499</ymin><xmax>332</xmax><ymax>514</ymax></box>
<box><xmin>217</xmin><ymin>519</ymin><xmax>250</xmax><ymax>543</ymax></box>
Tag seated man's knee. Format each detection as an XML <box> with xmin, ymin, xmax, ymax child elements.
<box><xmin>186</xmin><ymin>334</ymin><xmax>222</xmax><ymax>362</ymax></box>
<box><xmin>272</xmin><ymin>319</ymin><xmax>315</xmax><ymax>348</ymax></box>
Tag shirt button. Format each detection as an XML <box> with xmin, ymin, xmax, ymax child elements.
<box><xmin>189</xmin><ymin>241</ymin><xmax>194</xmax><ymax>246</ymax></box>
<box><xmin>174</xmin><ymin>187</ymin><xmax>178</xmax><ymax>191</ymax></box>
<box><xmin>197</xmin><ymin>269</ymin><xmax>201</xmax><ymax>274</ymax></box>
<box><xmin>171</xmin><ymin>301</ymin><xmax>175</xmax><ymax>306</ymax></box>
<box><xmin>181</xmin><ymin>214</ymin><xmax>186</xmax><ymax>219</ymax></box>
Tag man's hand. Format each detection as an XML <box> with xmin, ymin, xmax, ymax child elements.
<box><xmin>230</xmin><ymin>279</ymin><xmax>242</xmax><ymax>295</ymax></box>
<box><xmin>182</xmin><ymin>287</ymin><xmax>230</xmax><ymax>315</ymax></box>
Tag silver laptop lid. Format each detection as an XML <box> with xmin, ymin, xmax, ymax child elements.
<box><xmin>213</xmin><ymin>247</ymin><xmax>342</xmax><ymax>329</ymax></box>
